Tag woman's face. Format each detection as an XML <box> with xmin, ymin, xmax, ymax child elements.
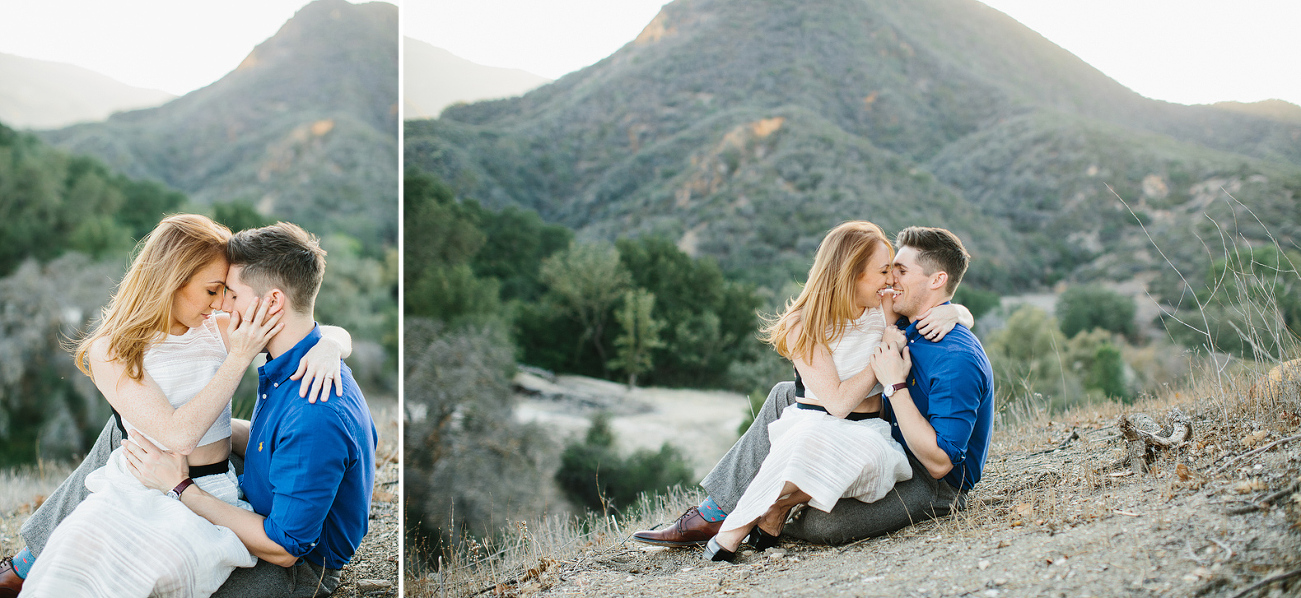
<box><xmin>169</xmin><ymin>258</ymin><xmax>228</xmax><ymax>335</ymax></box>
<box><xmin>853</xmin><ymin>244</ymin><xmax>893</xmax><ymax>311</ymax></box>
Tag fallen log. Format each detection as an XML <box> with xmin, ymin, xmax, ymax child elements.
<box><xmin>1106</xmin><ymin>409</ymin><xmax>1193</xmax><ymax>475</ymax></box>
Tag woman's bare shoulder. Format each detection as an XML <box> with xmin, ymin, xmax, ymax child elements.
<box><xmin>87</xmin><ymin>336</ymin><xmax>114</xmax><ymax>361</ymax></box>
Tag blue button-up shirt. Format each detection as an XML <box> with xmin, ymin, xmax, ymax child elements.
<box><xmin>882</xmin><ymin>312</ymin><xmax>994</xmax><ymax>492</ymax></box>
<box><xmin>242</xmin><ymin>325</ymin><xmax>377</xmax><ymax>569</ymax></box>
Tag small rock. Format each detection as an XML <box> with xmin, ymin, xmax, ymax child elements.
<box><xmin>640</xmin><ymin>545</ymin><xmax>669</xmax><ymax>554</ymax></box>
<box><xmin>357</xmin><ymin>579</ymin><xmax>391</xmax><ymax>592</ymax></box>
<box><xmin>984</xmin><ymin>591</ymin><xmax>1000</xmax><ymax>597</ymax></box>
<box><xmin>625</xmin><ymin>576</ymin><xmax>634</xmax><ymax>582</ymax></box>
<box><xmin>681</xmin><ymin>566</ymin><xmax>694</xmax><ymax>572</ymax></box>
<box><xmin>768</xmin><ymin>552</ymin><xmax>785</xmax><ymax>560</ymax></box>
<box><xmin>993</xmin><ymin>578</ymin><xmax>1008</xmax><ymax>586</ymax></box>
<box><xmin>978</xmin><ymin>560</ymin><xmax>991</xmax><ymax>570</ymax></box>
<box><xmin>766</xmin><ymin>548</ymin><xmax>787</xmax><ymax>557</ymax></box>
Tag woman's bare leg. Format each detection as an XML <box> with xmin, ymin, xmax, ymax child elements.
<box><xmin>716</xmin><ymin>482</ymin><xmax>809</xmax><ymax>552</ymax></box>
<box><xmin>758</xmin><ymin>484</ymin><xmax>811</xmax><ymax>536</ymax></box>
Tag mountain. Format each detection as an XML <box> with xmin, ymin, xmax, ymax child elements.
<box><xmin>0</xmin><ymin>53</ymin><xmax>174</xmax><ymax>130</ymax></box>
<box><xmin>42</xmin><ymin>0</ymin><xmax>399</xmax><ymax>251</ymax></box>
<box><xmin>406</xmin><ymin>0</ymin><xmax>1301</xmax><ymax>295</ymax></box>
<box><xmin>404</xmin><ymin>38</ymin><xmax>550</xmax><ymax>120</ymax></box>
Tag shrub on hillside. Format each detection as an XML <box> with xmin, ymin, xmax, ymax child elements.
<box><xmin>555</xmin><ymin>413</ymin><xmax>693</xmax><ymax>514</ymax></box>
<box><xmin>1057</xmin><ymin>285</ymin><xmax>1136</xmax><ymax>339</ymax></box>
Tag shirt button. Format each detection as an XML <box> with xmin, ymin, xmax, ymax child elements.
<box><xmin>273</xmin><ymin>383</ymin><xmax>278</xmax><ymax>388</ymax></box>
<box><xmin>261</xmin><ymin>394</ymin><xmax>267</xmax><ymax>399</ymax></box>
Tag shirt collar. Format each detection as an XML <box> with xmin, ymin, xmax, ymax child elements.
<box><xmin>900</xmin><ymin>301</ymin><xmax>952</xmax><ymax>340</ymax></box>
<box><xmin>262</xmin><ymin>324</ymin><xmax>322</xmax><ymax>384</ymax></box>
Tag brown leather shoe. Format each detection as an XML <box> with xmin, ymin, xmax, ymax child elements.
<box><xmin>632</xmin><ymin>506</ymin><xmax>722</xmax><ymax>547</ymax></box>
<box><xmin>0</xmin><ymin>557</ymin><xmax>24</xmax><ymax>598</ymax></box>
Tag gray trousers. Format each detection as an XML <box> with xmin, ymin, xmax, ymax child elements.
<box><xmin>19</xmin><ymin>418</ymin><xmax>341</xmax><ymax>597</ymax></box>
<box><xmin>700</xmin><ymin>381</ymin><xmax>966</xmax><ymax>545</ymax></box>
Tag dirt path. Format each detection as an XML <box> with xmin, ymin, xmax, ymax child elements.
<box><xmin>514</xmin><ymin>372</ymin><xmax>750</xmax><ymax>479</ymax></box>
<box><xmin>493</xmin><ymin>399</ymin><xmax>1301</xmax><ymax>597</ymax></box>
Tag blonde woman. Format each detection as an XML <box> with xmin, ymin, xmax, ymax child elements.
<box><xmin>704</xmin><ymin>221</ymin><xmax>971</xmax><ymax>561</ymax></box>
<box><xmin>16</xmin><ymin>215</ymin><xmax>350</xmax><ymax>597</ymax></box>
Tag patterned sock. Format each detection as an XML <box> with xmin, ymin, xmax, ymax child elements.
<box><xmin>697</xmin><ymin>496</ymin><xmax>727</xmax><ymax>522</ymax></box>
<box><xmin>11</xmin><ymin>546</ymin><xmax>34</xmax><ymax>579</ymax></box>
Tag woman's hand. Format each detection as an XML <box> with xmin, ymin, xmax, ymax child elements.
<box><xmin>291</xmin><ymin>337</ymin><xmax>344</xmax><ymax>403</ymax></box>
<box><xmin>881</xmin><ymin>325</ymin><xmax>906</xmax><ymax>351</ymax></box>
<box><xmin>225</xmin><ymin>297</ymin><xmax>283</xmax><ymax>363</ymax></box>
<box><xmin>879</xmin><ymin>286</ymin><xmax>900</xmax><ymax>324</ymax></box>
<box><xmin>916</xmin><ymin>303</ymin><xmax>973</xmax><ymax>342</ymax></box>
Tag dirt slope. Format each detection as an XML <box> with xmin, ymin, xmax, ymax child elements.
<box><xmin>480</xmin><ymin>396</ymin><xmax>1301</xmax><ymax>598</ymax></box>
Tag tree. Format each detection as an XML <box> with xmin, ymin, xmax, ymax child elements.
<box><xmin>539</xmin><ymin>241</ymin><xmax>632</xmax><ymax>373</ymax></box>
<box><xmin>986</xmin><ymin>304</ymin><xmax>1078</xmax><ymax>412</ymax></box>
<box><xmin>212</xmin><ymin>200</ymin><xmax>274</xmax><ymax>232</ymax></box>
<box><xmin>608</xmin><ymin>289</ymin><xmax>666</xmax><ymax>388</ymax></box>
<box><xmin>1056</xmin><ymin>285</ymin><xmax>1136</xmax><ymax>339</ymax></box>
<box><xmin>555</xmin><ymin>413</ymin><xmax>693</xmax><ymax>513</ymax></box>
<box><xmin>403</xmin><ymin>171</ymin><xmax>499</xmax><ymax>322</ymax></box>
<box><xmin>403</xmin><ymin>319</ymin><xmax>555</xmax><ymax>566</ymax></box>
<box><xmin>615</xmin><ymin>236</ymin><xmax>762</xmax><ymax>387</ymax></box>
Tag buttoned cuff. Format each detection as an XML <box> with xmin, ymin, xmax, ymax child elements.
<box><xmin>264</xmin><ymin>518</ymin><xmax>318</xmax><ymax>559</ymax></box>
<box><xmin>936</xmin><ymin>436</ymin><xmax>966</xmax><ymax>469</ymax></box>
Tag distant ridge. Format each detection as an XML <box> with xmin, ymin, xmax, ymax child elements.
<box><xmin>42</xmin><ymin>0</ymin><xmax>399</xmax><ymax>250</ymax></box>
<box><xmin>407</xmin><ymin>0</ymin><xmax>1301</xmax><ymax>294</ymax></box>
<box><xmin>0</xmin><ymin>53</ymin><xmax>173</xmax><ymax>129</ymax></box>
<box><xmin>404</xmin><ymin>38</ymin><xmax>550</xmax><ymax>119</ymax></box>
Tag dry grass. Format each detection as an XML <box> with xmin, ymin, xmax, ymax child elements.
<box><xmin>407</xmin><ymin>350</ymin><xmax>1301</xmax><ymax>597</ymax></box>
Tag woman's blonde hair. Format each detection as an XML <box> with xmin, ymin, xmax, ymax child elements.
<box><xmin>75</xmin><ymin>214</ymin><xmax>232</xmax><ymax>382</ymax></box>
<box><xmin>761</xmin><ymin>221</ymin><xmax>892</xmax><ymax>362</ymax></box>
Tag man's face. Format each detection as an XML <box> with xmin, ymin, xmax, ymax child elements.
<box><xmin>889</xmin><ymin>246</ymin><xmax>939</xmax><ymax>318</ymax></box>
<box><xmin>221</xmin><ymin>264</ymin><xmax>258</xmax><ymax>316</ymax></box>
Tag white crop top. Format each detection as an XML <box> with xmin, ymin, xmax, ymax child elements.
<box><xmin>121</xmin><ymin>316</ymin><xmax>232</xmax><ymax>450</ymax></box>
<box><xmin>802</xmin><ymin>306</ymin><xmax>886</xmax><ymax>401</ymax></box>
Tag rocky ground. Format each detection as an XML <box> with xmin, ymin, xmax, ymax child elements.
<box><xmin>435</xmin><ymin>387</ymin><xmax>1301</xmax><ymax>598</ymax></box>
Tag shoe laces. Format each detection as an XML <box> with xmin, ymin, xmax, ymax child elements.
<box><xmin>675</xmin><ymin>505</ymin><xmax>701</xmax><ymax>529</ymax></box>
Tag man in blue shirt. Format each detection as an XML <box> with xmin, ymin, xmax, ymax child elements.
<box><xmin>128</xmin><ymin>223</ymin><xmax>377</xmax><ymax>597</ymax></box>
<box><xmin>634</xmin><ymin>226</ymin><xmax>993</xmax><ymax>546</ymax></box>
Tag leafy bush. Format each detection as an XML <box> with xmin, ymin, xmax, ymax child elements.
<box><xmin>1056</xmin><ymin>285</ymin><xmax>1136</xmax><ymax>338</ymax></box>
<box><xmin>555</xmin><ymin>413</ymin><xmax>693</xmax><ymax>513</ymax></box>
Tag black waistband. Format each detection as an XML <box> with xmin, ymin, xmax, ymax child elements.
<box><xmin>795</xmin><ymin>402</ymin><xmax>880</xmax><ymax>421</ymax></box>
<box><xmin>189</xmin><ymin>460</ymin><xmax>231</xmax><ymax>478</ymax></box>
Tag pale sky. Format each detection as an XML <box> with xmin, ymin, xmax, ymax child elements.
<box><xmin>0</xmin><ymin>0</ymin><xmax>357</xmax><ymax>96</ymax></box>
<box><xmin>407</xmin><ymin>0</ymin><xmax>1301</xmax><ymax>107</ymax></box>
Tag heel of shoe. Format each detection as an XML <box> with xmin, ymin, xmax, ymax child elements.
<box><xmin>746</xmin><ymin>527</ymin><xmax>780</xmax><ymax>551</ymax></box>
<box><xmin>703</xmin><ymin>537</ymin><xmax>737</xmax><ymax>562</ymax></box>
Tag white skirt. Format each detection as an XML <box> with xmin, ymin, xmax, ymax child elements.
<box><xmin>719</xmin><ymin>404</ymin><xmax>913</xmax><ymax>533</ymax></box>
<box><xmin>21</xmin><ymin>446</ymin><xmax>257</xmax><ymax>598</ymax></box>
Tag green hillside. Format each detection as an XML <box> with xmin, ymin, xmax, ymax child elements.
<box><xmin>42</xmin><ymin>0</ymin><xmax>398</xmax><ymax>253</ymax></box>
<box><xmin>406</xmin><ymin>0</ymin><xmax>1301</xmax><ymax>294</ymax></box>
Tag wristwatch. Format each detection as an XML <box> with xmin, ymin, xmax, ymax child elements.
<box><xmin>882</xmin><ymin>382</ymin><xmax>908</xmax><ymax>398</ymax></box>
<box><xmin>167</xmin><ymin>477</ymin><xmax>195</xmax><ymax>501</ymax></box>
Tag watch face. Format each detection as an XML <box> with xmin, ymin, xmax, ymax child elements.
<box><xmin>167</xmin><ymin>490</ymin><xmax>179</xmax><ymax>500</ymax></box>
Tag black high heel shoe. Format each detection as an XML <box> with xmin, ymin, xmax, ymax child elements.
<box><xmin>746</xmin><ymin>526</ymin><xmax>780</xmax><ymax>551</ymax></box>
<box><xmin>703</xmin><ymin>537</ymin><xmax>737</xmax><ymax>562</ymax></box>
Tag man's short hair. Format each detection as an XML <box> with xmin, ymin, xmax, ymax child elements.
<box><xmin>896</xmin><ymin>226</ymin><xmax>970</xmax><ymax>296</ymax></box>
<box><xmin>227</xmin><ymin>222</ymin><xmax>326</xmax><ymax>314</ymax></box>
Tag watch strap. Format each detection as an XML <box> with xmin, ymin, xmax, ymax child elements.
<box><xmin>168</xmin><ymin>477</ymin><xmax>195</xmax><ymax>500</ymax></box>
<box><xmin>884</xmin><ymin>382</ymin><xmax>908</xmax><ymax>397</ymax></box>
